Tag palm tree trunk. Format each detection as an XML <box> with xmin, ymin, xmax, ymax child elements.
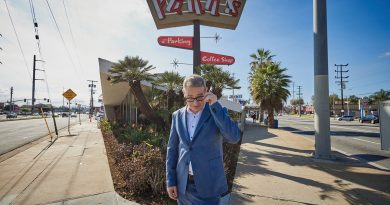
<box><xmin>167</xmin><ymin>90</ymin><xmax>175</xmax><ymax>111</ymax></box>
<box><xmin>214</xmin><ymin>88</ymin><xmax>223</xmax><ymax>99</ymax></box>
<box><xmin>129</xmin><ymin>81</ymin><xmax>167</xmax><ymax>131</ymax></box>
<box><xmin>268</xmin><ymin>108</ymin><xmax>274</xmax><ymax>128</ymax></box>
<box><xmin>260</xmin><ymin>109</ymin><xmax>264</xmax><ymax>123</ymax></box>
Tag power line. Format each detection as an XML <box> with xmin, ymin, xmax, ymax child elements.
<box><xmin>3</xmin><ymin>0</ymin><xmax>32</xmax><ymax>79</ymax></box>
<box><xmin>349</xmin><ymin>79</ymin><xmax>390</xmax><ymax>89</ymax></box>
<box><xmin>28</xmin><ymin>0</ymin><xmax>44</xmax><ymax>58</ymax></box>
<box><xmin>62</xmin><ymin>0</ymin><xmax>84</xmax><ymax>76</ymax></box>
<box><xmin>44</xmin><ymin>0</ymin><xmax>78</xmax><ymax>75</ymax></box>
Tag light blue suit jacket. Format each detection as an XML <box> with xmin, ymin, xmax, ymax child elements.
<box><xmin>166</xmin><ymin>102</ymin><xmax>241</xmax><ymax>198</ymax></box>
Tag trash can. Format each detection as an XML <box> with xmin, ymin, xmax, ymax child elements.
<box><xmin>274</xmin><ymin>119</ymin><xmax>278</xmax><ymax>128</ymax></box>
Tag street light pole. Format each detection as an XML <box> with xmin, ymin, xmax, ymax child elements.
<box><xmin>313</xmin><ymin>0</ymin><xmax>331</xmax><ymax>159</ymax></box>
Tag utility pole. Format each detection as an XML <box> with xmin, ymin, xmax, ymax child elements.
<box><xmin>313</xmin><ymin>0</ymin><xmax>331</xmax><ymax>159</ymax></box>
<box><xmin>31</xmin><ymin>55</ymin><xmax>44</xmax><ymax>113</ymax></box>
<box><xmin>297</xmin><ymin>86</ymin><xmax>302</xmax><ymax>117</ymax></box>
<box><xmin>10</xmin><ymin>86</ymin><xmax>13</xmax><ymax>112</ymax></box>
<box><xmin>87</xmin><ymin>80</ymin><xmax>97</xmax><ymax>119</ymax></box>
<box><xmin>335</xmin><ymin>63</ymin><xmax>349</xmax><ymax>114</ymax></box>
<box><xmin>292</xmin><ymin>82</ymin><xmax>295</xmax><ymax>100</ymax></box>
<box><xmin>62</xmin><ymin>87</ymin><xmax>65</xmax><ymax>108</ymax></box>
<box><xmin>193</xmin><ymin>20</ymin><xmax>201</xmax><ymax>74</ymax></box>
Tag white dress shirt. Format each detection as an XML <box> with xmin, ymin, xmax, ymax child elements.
<box><xmin>186</xmin><ymin>106</ymin><xmax>204</xmax><ymax>175</ymax></box>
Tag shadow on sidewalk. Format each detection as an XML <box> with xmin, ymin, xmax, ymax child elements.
<box><xmin>233</xmin><ymin>124</ymin><xmax>390</xmax><ymax>204</ymax></box>
<box><xmin>280</xmin><ymin>126</ymin><xmax>380</xmax><ymax>138</ymax></box>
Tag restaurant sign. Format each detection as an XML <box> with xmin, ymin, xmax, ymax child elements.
<box><xmin>146</xmin><ymin>0</ymin><xmax>246</xmax><ymax>30</ymax></box>
<box><xmin>158</xmin><ymin>36</ymin><xmax>193</xmax><ymax>49</ymax></box>
<box><xmin>201</xmin><ymin>52</ymin><xmax>235</xmax><ymax>65</ymax></box>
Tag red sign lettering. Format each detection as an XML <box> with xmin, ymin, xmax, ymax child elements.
<box><xmin>166</xmin><ymin>0</ymin><xmax>184</xmax><ymax>14</ymax></box>
<box><xmin>205</xmin><ymin>0</ymin><xmax>221</xmax><ymax>16</ymax></box>
<box><xmin>158</xmin><ymin>36</ymin><xmax>193</xmax><ymax>49</ymax></box>
<box><xmin>200</xmin><ymin>52</ymin><xmax>235</xmax><ymax>65</ymax></box>
<box><xmin>151</xmin><ymin>0</ymin><xmax>167</xmax><ymax>19</ymax></box>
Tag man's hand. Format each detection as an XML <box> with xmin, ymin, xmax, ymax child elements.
<box><xmin>167</xmin><ymin>186</ymin><xmax>178</xmax><ymax>200</ymax></box>
<box><xmin>204</xmin><ymin>92</ymin><xmax>217</xmax><ymax>105</ymax></box>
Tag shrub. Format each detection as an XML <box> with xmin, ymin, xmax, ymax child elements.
<box><xmin>117</xmin><ymin>143</ymin><xmax>166</xmax><ymax>197</ymax></box>
<box><xmin>118</xmin><ymin>125</ymin><xmax>169</xmax><ymax>149</ymax></box>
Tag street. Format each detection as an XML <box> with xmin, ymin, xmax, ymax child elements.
<box><xmin>0</xmin><ymin>115</ymin><xmax>89</xmax><ymax>155</ymax></box>
<box><xmin>277</xmin><ymin>115</ymin><xmax>390</xmax><ymax>170</ymax></box>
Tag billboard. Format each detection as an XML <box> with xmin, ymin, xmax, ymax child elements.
<box><xmin>146</xmin><ymin>0</ymin><xmax>246</xmax><ymax>30</ymax></box>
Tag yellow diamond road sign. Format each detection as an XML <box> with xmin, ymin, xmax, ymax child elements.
<box><xmin>63</xmin><ymin>89</ymin><xmax>77</xmax><ymax>101</ymax></box>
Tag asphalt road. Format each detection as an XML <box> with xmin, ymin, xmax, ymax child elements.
<box><xmin>0</xmin><ymin>115</ymin><xmax>89</xmax><ymax>155</ymax></box>
<box><xmin>277</xmin><ymin>115</ymin><xmax>390</xmax><ymax>170</ymax></box>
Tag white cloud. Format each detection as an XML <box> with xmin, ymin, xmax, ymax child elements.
<box><xmin>381</xmin><ymin>51</ymin><xmax>390</xmax><ymax>57</ymax></box>
<box><xmin>0</xmin><ymin>0</ymin><xmax>164</xmax><ymax>106</ymax></box>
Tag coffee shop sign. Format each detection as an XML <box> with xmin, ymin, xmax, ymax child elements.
<box><xmin>146</xmin><ymin>0</ymin><xmax>246</xmax><ymax>29</ymax></box>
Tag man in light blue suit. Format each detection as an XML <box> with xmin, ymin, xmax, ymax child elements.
<box><xmin>166</xmin><ymin>74</ymin><xmax>241</xmax><ymax>204</ymax></box>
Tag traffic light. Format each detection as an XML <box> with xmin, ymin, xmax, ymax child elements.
<box><xmin>24</xmin><ymin>99</ymin><xmax>26</xmax><ymax>102</ymax></box>
<box><xmin>47</xmin><ymin>99</ymin><xmax>50</xmax><ymax>102</ymax></box>
<box><xmin>11</xmin><ymin>87</ymin><xmax>13</xmax><ymax>95</ymax></box>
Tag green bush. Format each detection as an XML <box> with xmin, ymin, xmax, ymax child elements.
<box><xmin>100</xmin><ymin>119</ymin><xmax>112</xmax><ymax>132</ymax></box>
<box><xmin>119</xmin><ymin>125</ymin><xmax>168</xmax><ymax>148</ymax></box>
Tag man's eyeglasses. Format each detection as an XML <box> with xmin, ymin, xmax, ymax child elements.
<box><xmin>185</xmin><ymin>96</ymin><xmax>205</xmax><ymax>103</ymax></box>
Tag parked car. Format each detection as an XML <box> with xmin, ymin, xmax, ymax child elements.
<box><xmin>6</xmin><ymin>112</ymin><xmax>18</xmax><ymax>119</ymax></box>
<box><xmin>71</xmin><ymin>113</ymin><xmax>77</xmax><ymax>117</ymax></box>
<box><xmin>61</xmin><ymin>112</ymin><xmax>69</xmax><ymax>117</ymax></box>
<box><xmin>337</xmin><ymin>115</ymin><xmax>354</xmax><ymax>121</ymax></box>
<box><xmin>359</xmin><ymin>115</ymin><xmax>379</xmax><ymax>124</ymax></box>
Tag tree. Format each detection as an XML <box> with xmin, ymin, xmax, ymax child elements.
<box><xmin>108</xmin><ymin>56</ymin><xmax>166</xmax><ymax>131</ymax></box>
<box><xmin>249</xmin><ymin>48</ymin><xmax>275</xmax><ymax>72</ymax></box>
<box><xmin>369</xmin><ymin>89</ymin><xmax>390</xmax><ymax>104</ymax></box>
<box><xmin>251</xmin><ymin>61</ymin><xmax>291</xmax><ymax>128</ymax></box>
<box><xmin>290</xmin><ymin>99</ymin><xmax>305</xmax><ymax>107</ymax></box>
<box><xmin>348</xmin><ymin>95</ymin><xmax>359</xmax><ymax>104</ymax></box>
<box><xmin>249</xmin><ymin>49</ymin><xmax>275</xmax><ymax>122</ymax></box>
<box><xmin>154</xmin><ymin>71</ymin><xmax>184</xmax><ymax>111</ymax></box>
<box><xmin>196</xmin><ymin>64</ymin><xmax>240</xmax><ymax>99</ymax></box>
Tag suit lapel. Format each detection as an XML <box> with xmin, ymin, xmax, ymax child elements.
<box><xmin>179</xmin><ymin>107</ymin><xmax>191</xmax><ymax>145</ymax></box>
<box><xmin>191</xmin><ymin>103</ymin><xmax>211</xmax><ymax>143</ymax></box>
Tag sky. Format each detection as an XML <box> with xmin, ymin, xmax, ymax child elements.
<box><xmin>1</xmin><ymin>0</ymin><xmax>389</xmax><ymax>108</ymax></box>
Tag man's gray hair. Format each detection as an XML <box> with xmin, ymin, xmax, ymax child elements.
<box><xmin>182</xmin><ymin>74</ymin><xmax>205</xmax><ymax>92</ymax></box>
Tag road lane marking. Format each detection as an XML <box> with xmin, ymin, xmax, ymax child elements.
<box><xmin>280</xmin><ymin>118</ymin><xmax>378</xmax><ymax>133</ymax></box>
<box><xmin>353</xmin><ymin>138</ymin><xmax>380</xmax><ymax>145</ymax></box>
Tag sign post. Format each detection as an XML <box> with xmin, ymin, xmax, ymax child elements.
<box><xmin>68</xmin><ymin>100</ymin><xmax>71</xmax><ymax>135</ymax></box>
<box><xmin>63</xmin><ymin>89</ymin><xmax>77</xmax><ymax>135</ymax></box>
<box><xmin>147</xmin><ymin>0</ymin><xmax>246</xmax><ymax>73</ymax></box>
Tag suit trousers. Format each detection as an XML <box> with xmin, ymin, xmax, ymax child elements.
<box><xmin>178</xmin><ymin>182</ymin><xmax>220</xmax><ymax>205</ymax></box>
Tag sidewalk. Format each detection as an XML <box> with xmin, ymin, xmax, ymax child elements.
<box><xmin>0</xmin><ymin>121</ymin><xmax>136</xmax><ymax>205</ymax></box>
<box><xmin>228</xmin><ymin>120</ymin><xmax>390</xmax><ymax>205</ymax></box>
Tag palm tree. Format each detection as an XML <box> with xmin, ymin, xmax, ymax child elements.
<box><xmin>348</xmin><ymin>95</ymin><xmax>359</xmax><ymax>104</ymax></box>
<box><xmin>251</xmin><ymin>61</ymin><xmax>291</xmax><ymax>128</ymax></box>
<box><xmin>155</xmin><ymin>71</ymin><xmax>184</xmax><ymax>110</ymax></box>
<box><xmin>249</xmin><ymin>49</ymin><xmax>275</xmax><ymax>122</ymax></box>
<box><xmin>196</xmin><ymin>64</ymin><xmax>240</xmax><ymax>99</ymax></box>
<box><xmin>370</xmin><ymin>89</ymin><xmax>390</xmax><ymax>104</ymax></box>
<box><xmin>108</xmin><ymin>56</ymin><xmax>166</xmax><ymax>130</ymax></box>
<box><xmin>249</xmin><ymin>48</ymin><xmax>275</xmax><ymax>71</ymax></box>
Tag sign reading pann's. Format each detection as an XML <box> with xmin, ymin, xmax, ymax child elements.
<box><xmin>146</xmin><ymin>0</ymin><xmax>246</xmax><ymax>29</ymax></box>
